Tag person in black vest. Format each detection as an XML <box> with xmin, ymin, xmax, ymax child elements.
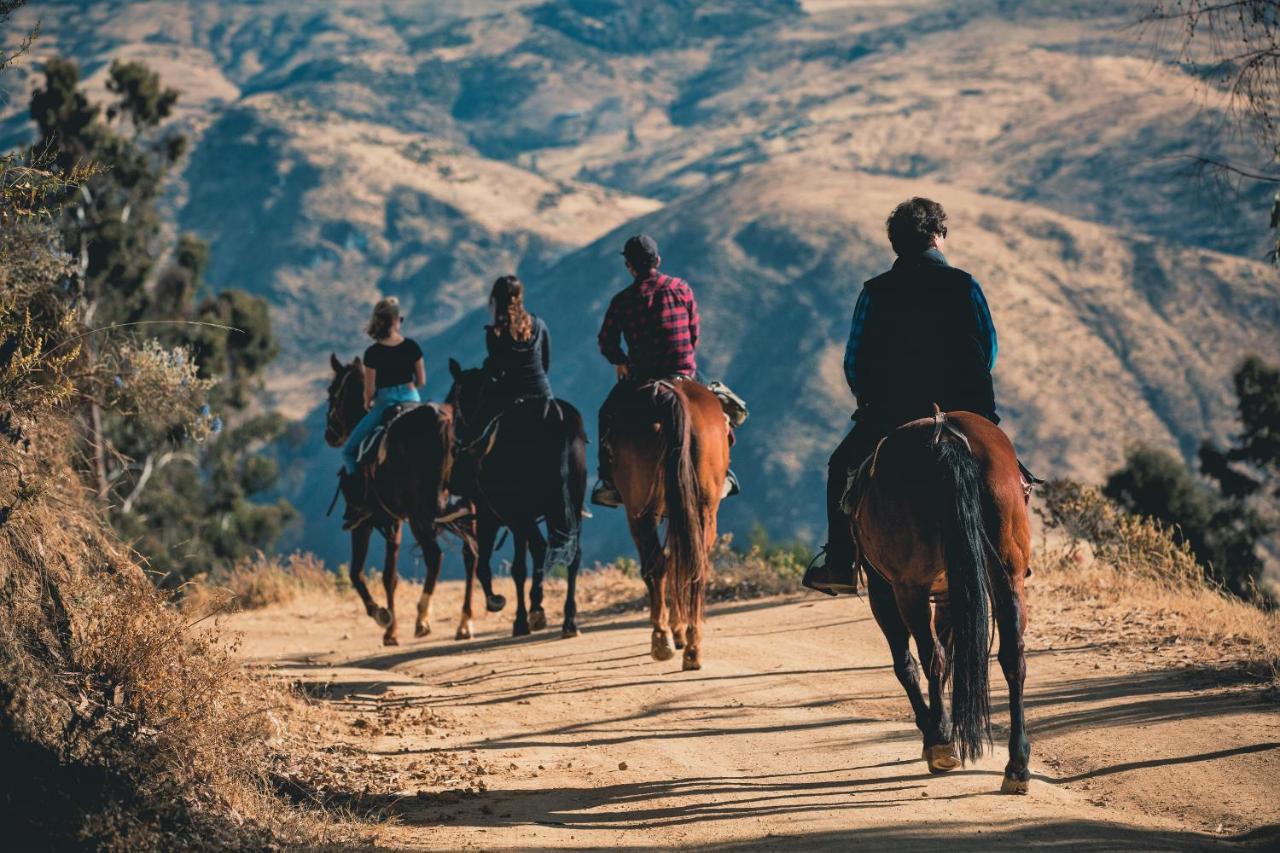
<box><xmin>804</xmin><ymin>197</ymin><xmax>1000</xmax><ymax>595</ymax></box>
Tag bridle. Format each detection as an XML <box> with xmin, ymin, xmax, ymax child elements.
<box><xmin>327</xmin><ymin>366</ymin><xmax>358</xmax><ymax>442</ymax></box>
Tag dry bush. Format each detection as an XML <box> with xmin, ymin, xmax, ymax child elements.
<box><xmin>1034</xmin><ymin>479</ymin><xmax>1280</xmax><ymax>680</ymax></box>
<box><xmin>707</xmin><ymin>534</ymin><xmax>806</xmax><ymax>601</ymax></box>
<box><xmin>1036</xmin><ymin>478</ymin><xmax>1205</xmax><ymax>590</ymax></box>
<box><xmin>182</xmin><ymin>551</ymin><xmax>343</xmax><ymax>615</ymax></box>
<box><xmin>0</xmin><ymin>425</ymin><xmax>343</xmax><ymax>849</ymax></box>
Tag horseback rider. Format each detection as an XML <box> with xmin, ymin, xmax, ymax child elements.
<box><xmin>338</xmin><ymin>296</ymin><xmax>424</xmax><ymax>529</ymax></box>
<box><xmin>804</xmin><ymin>198</ymin><xmax>1000</xmax><ymax>595</ymax></box>
<box><xmin>592</xmin><ymin>234</ymin><xmax>739</xmax><ymax>506</ymax></box>
<box><xmin>481</xmin><ymin>275</ymin><xmax>553</xmax><ymax>417</ymax></box>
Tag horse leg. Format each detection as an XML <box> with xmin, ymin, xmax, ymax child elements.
<box><xmin>348</xmin><ymin>525</ymin><xmax>383</xmax><ymax>625</ymax></box>
<box><xmin>994</xmin><ymin>574</ymin><xmax>1031</xmax><ymax>794</ymax></box>
<box><xmin>380</xmin><ymin>522</ymin><xmax>402</xmax><ymax>646</ymax></box>
<box><xmin>511</xmin><ymin>529</ymin><xmax>531</xmax><ymax>637</ymax></box>
<box><xmin>457</xmin><ymin>514</ymin><xmax>493</xmax><ymax>641</ymax></box>
<box><xmin>681</xmin><ymin>506</ymin><xmax>717</xmax><ymax>671</ymax></box>
<box><xmin>631</xmin><ymin>514</ymin><xmax>674</xmax><ymax>662</ymax></box>
<box><xmin>412</xmin><ymin>520</ymin><xmax>441</xmax><ymax>638</ymax></box>
<box><xmin>867</xmin><ymin>572</ymin><xmax>947</xmax><ymax>768</ymax></box>
<box><xmin>473</xmin><ymin>513</ymin><xmax>507</xmax><ymax>614</ymax></box>
<box><xmin>561</xmin><ymin>549</ymin><xmax>582</xmax><ymax>639</ymax></box>
<box><xmin>527</xmin><ymin>532</ymin><xmax>549</xmax><ymax>632</ymax></box>
<box><xmin>668</xmin><ymin>584</ymin><xmax>684</xmax><ymax>651</ymax></box>
<box><xmin>900</xmin><ymin>588</ymin><xmax>958</xmax><ymax>772</ymax></box>
<box><xmin>525</xmin><ymin>526</ymin><xmax>548</xmax><ymax>632</ymax></box>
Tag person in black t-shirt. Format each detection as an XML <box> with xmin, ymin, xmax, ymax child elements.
<box><xmin>339</xmin><ymin>297</ymin><xmax>424</xmax><ymax>528</ymax></box>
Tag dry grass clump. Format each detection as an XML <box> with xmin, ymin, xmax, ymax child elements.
<box><xmin>1035</xmin><ymin>479</ymin><xmax>1280</xmax><ymax>681</ymax></box>
<box><xmin>0</xmin><ymin>426</ymin><xmax>341</xmax><ymax>849</ymax></box>
<box><xmin>182</xmin><ymin>550</ymin><xmax>345</xmax><ymax>615</ymax></box>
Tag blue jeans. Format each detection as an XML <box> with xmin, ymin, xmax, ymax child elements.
<box><xmin>341</xmin><ymin>384</ymin><xmax>421</xmax><ymax>473</ymax></box>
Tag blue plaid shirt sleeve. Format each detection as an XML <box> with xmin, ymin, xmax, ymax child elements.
<box><xmin>842</xmin><ymin>288</ymin><xmax>870</xmax><ymax>399</ymax></box>
<box><xmin>969</xmin><ymin>280</ymin><xmax>998</xmax><ymax>370</ymax></box>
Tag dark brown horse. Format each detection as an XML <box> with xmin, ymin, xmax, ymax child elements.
<box><xmin>446</xmin><ymin>360</ymin><xmax>588</xmax><ymax>638</ymax></box>
<box><xmin>324</xmin><ymin>354</ymin><xmax>505</xmax><ymax>645</ymax></box>
<box><xmin>845</xmin><ymin>409</ymin><xmax>1032</xmax><ymax>793</ymax></box>
<box><xmin>612</xmin><ymin>378</ymin><xmax>729</xmax><ymax>670</ymax></box>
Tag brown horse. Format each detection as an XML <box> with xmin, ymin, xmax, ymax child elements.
<box><xmin>612</xmin><ymin>378</ymin><xmax>730</xmax><ymax>671</ymax></box>
<box><xmin>324</xmin><ymin>354</ymin><xmax>506</xmax><ymax>645</ymax></box>
<box><xmin>846</xmin><ymin>409</ymin><xmax>1032</xmax><ymax>794</ymax></box>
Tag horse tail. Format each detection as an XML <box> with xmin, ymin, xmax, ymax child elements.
<box><xmin>936</xmin><ymin>435</ymin><xmax>993</xmax><ymax>764</ymax></box>
<box><xmin>663</xmin><ymin>388</ymin><xmax>708</xmax><ymax>629</ymax></box>
<box><xmin>545</xmin><ymin>404</ymin><xmax>587</xmax><ymax>571</ymax></box>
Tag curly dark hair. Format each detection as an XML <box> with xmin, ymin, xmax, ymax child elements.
<box><xmin>490</xmin><ymin>275</ymin><xmax>533</xmax><ymax>343</ymax></box>
<box><xmin>886</xmin><ymin>197</ymin><xmax>948</xmax><ymax>256</ymax></box>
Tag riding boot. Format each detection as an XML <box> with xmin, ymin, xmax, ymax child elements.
<box><xmin>339</xmin><ymin>469</ymin><xmax>372</xmax><ymax>531</ymax></box>
<box><xmin>591</xmin><ymin>434</ymin><xmax>622</xmax><ymax>508</ymax></box>
<box><xmin>802</xmin><ymin>454</ymin><xmax>860</xmax><ymax>596</ymax></box>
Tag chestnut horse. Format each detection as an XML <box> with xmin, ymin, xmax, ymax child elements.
<box><xmin>612</xmin><ymin>378</ymin><xmax>729</xmax><ymax>671</ymax></box>
<box><xmin>324</xmin><ymin>354</ymin><xmax>505</xmax><ymax>645</ymax></box>
<box><xmin>845</xmin><ymin>409</ymin><xmax>1032</xmax><ymax>793</ymax></box>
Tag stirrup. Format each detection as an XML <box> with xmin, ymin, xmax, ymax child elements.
<box><xmin>802</xmin><ymin>546</ymin><xmax>859</xmax><ymax>596</ymax></box>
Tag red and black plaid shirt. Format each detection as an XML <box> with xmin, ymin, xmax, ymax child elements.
<box><xmin>598</xmin><ymin>272</ymin><xmax>700</xmax><ymax>380</ymax></box>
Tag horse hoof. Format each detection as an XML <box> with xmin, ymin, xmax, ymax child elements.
<box><xmin>455</xmin><ymin>623</ymin><xmax>473</xmax><ymax>641</ymax></box>
<box><xmin>673</xmin><ymin>634</ymin><xmax>686</xmax><ymax>651</ymax></box>
<box><xmin>414</xmin><ymin>623</ymin><xmax>430</xmax><ymax>638</ymax></box>
<box><xmin>383</xmin><ymin>635</ymin><xmax>399</xmax><ymax>647</ymax></box>
<box><xmin>681</xmin><ymin>655</ymin><xmax>702</xmax><ymax>671</ymax></box>
<box><xmin>651</xmin><ymin>633</ymin><xmax>675</xmax><ymax>662</ymax></box>
<box><xmin>513</xmin><ymin>621</ymin><xmax>531</xmax><ymax>637</ymax></box>
<box><xmin>923</xmin><ymin>744</ymin><xmax>960</xmax><ymax>774</ymax></box>
<box><xmin>561</xmin><ymin>625</ymin><xmax>580</xmax><ymax>639</ymax></box>
<box><xmin>374</xmin><ymin>607</ymin><xmax>392</xmax><ymax>628</ymax></box>
<box><xmin>486</xmin><ymin>594</ymin><xmax>507</xmax><ymax>613</ymax></box>
<box><xmin>1001</xmin><ymin>776</ymin><xmax>1029</xmax><ymax>795</ymax></box>
<box><xmin>529</xmin><ymin>608</ymin><xmax>547</xmax><ymax>631</ymax></box>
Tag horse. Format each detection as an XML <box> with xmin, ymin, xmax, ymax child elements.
<box><xmin>611</xmin><ymin>377</ymin><xmax>729</xmax><ymax>671</ymax></box>
<box><xmin>845</xmin><ymin>408</ymin><xmax>1032</xmax><ymax>794</ymax></box>
<box><xmin>445</xmin><ymin>359</ymin><xmax>588</xmax><ymax>638</ymax></box>
<box><xmin>323</xmin><ymin>354</ymin><xmax>506</xmax><ymax>645</ymax></box>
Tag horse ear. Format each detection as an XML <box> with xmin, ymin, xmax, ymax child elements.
<box><xmin>330</xmin><ymin>352</ymin><xmax>343</xmax><ymax>373</ymax></box>
<box><xmin>448</xmin><ymin>357</ymin><xmax>462</xmax><ymax>380</ymax></box>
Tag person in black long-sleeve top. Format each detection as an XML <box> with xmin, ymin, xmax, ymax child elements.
<box><xmin>480</xmin><ymin>275</ymin><xmax>553</xmax><ymax>419</ymax></box>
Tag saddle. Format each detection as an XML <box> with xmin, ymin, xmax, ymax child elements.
<box><xmin>355</xmin><ymin>402</ymin><xmax>423</xmax><ymax>469</ymax></box>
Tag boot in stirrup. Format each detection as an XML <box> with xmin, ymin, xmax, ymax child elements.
<box><xmin>339</xmin><ymin>469</ymin><xmax>372</xmax><ymax>531</ymax></box>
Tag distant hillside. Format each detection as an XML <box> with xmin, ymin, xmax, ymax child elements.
<box><xmin>4</xmin><ymin>0</ymin><xmax>1277</xmax><ymax>570</ymax></box>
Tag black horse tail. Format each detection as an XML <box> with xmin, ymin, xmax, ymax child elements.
<box><xmin>936</xmin><ymin>436</ymin><xmax>993</xmax><ymax>764</ymax></box>
<box><xmin>663</xmin><ymin>389</ymin><xmax>707</xmax><ymax>630</ymax></box>
<box><xmin>545</xmin><ymin>403</ymin><xmax>587</xmax><ymax>571</ymax></box>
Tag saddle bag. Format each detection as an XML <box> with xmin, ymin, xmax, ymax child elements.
<box><xmin>707</xmin><ymin>380</ymin><xmax>749</xmax><ymax>428</ymax></box>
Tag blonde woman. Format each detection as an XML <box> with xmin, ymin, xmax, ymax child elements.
<box><xmin>339</xmin><ymin>297</ymin><xmax>424</xmax><ymax>527</ymax></box>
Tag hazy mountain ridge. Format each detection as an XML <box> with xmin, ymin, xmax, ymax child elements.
<box><xmin>3</xmin><ymin>0</ymin><xmax>1277</xmax><ymax>568</ymax></box>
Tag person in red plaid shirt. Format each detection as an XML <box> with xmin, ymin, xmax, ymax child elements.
<box><xmin>592</xmin><ymin>234</ymin><xmax>739</xmax><ymax>507</ymax></box>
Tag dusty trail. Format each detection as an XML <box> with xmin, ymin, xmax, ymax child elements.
<box><xmin>228</xmin><ymin>581</ymin><xmax>1280</xmax><ymax>850</ymax></box>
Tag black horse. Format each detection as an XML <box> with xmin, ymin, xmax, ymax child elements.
<box><xmin>324</xmin><ymin>354</ymin><xmax>505</xmax><ymax>645</ymax></box>
<box><xmin>446</xmin><ymin>359</ymin><xmax>588</xmax><ymax>638</ymax></box>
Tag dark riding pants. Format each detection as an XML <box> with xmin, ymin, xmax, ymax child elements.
<box><xmin>824</xmin><ymin>413</ymin><xmax>891</xmax><ymax>570</ymax></box>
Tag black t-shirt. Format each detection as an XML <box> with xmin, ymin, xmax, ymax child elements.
<box><xmin>363</xmin><ymin>338</ymin><xmax>422</xmax><ymax>388</ymax></box>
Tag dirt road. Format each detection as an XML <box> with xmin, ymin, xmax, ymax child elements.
<box><xmin>227</xmin><ymin>580</ymin><xmax>1280</xmax><ymax>850</ymax></box>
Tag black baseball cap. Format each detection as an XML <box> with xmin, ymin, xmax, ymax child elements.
<box><xmin>621</xmin><ymin>234</ymin><xmax>660</xmax><ymax>269</ymax></box>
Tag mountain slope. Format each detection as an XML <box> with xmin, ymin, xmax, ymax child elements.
<box><xmin>3</xmin><ymin>0</ymin><xmax>1278</xmax><ymax>569</ymax></box>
